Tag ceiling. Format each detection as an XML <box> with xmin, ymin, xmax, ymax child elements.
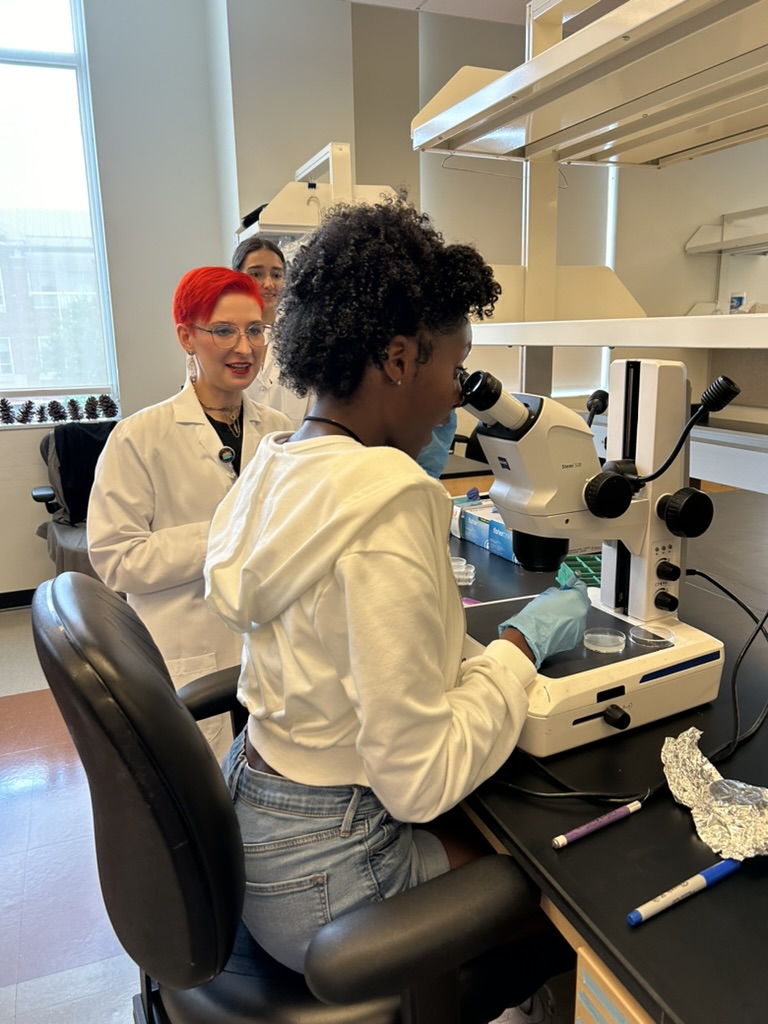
<box><xmin>341</xmin><ymin>0</ymin><xmax>529</xmax><ymax>25</ymax></box>
<box><xmin>341</xmin><ymin>0</ymin><xmax>629</xmax><ymax>29</ymax></box>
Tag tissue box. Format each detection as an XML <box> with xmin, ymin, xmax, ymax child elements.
<box><xmin>463</xmin><ymin>504</ymin><xmax>496</xmax><ymax>549</ymax></box>
<box><xmin>488</xmin><ymin>519</ymin><xmax>516</xmax><ymax>562</ymax></box>
<box><xmin>450</xmin><ymin>498</ymin><xmax>495</xmax><ymax>549</ymax></box>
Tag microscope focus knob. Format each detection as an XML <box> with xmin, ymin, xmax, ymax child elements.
<box><xmin>603</xmin><ymin>704</ymin><xmax>631</xmax><ymax>730</ymax></box>
<box><xmin>657</xmin><ymin>560</ymin><xmax>681</xmax><ymax>581</ymax></box>
<box><xmin>654</xmin><ymin>591</ymin><xmax>679</xmax><ymax>612</ymax></box>
<box><xmin>584</xmin><ymin>472</ymin><xmax>634</xmax><ymax>519</ymax></box>
<box><xmin>656</xmin><ymin>487</ymin><xmax>714</xmax><ymax>538</ymax></box>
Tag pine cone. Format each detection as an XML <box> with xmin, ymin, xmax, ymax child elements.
<box><xmin>0</xmin><ymin>398</ymin><xmax>16</xmax><ymax>424</ymax></box>
<box><xmin>16</xmin><ymin>400</ymin><xmax>35</xmax><ymax>424</ymax></box>
<box><xmin>67</xmin><ymin>398</ymin><xmax>83</xmax><ymax>421</ymax></box>
<box><xmin>47</xmin><ymin>400</ymin><xmax>68</xmax><ymax>422</ymax></box>
<box><xmin>36</xmin><ymin>404</ymin><xmax>49</xmax><ymax>422</ymax></box>
<box><xmin>98</xmin><ymin>394</ymin><xmax>119</xmax><ymax>418</ymax></box>
<box><xmin>84</xmin><ymin>395</ymin><xmax>99</xmax><ymax>419</ymax></box>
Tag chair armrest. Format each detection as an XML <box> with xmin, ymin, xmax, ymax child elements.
<box><xmin>177</xmin><ymin>666</ymin><xmax>241</xmax><ymax>721</ymax></box>
<box><xmin>304</xmin><ymin>854</ymin><xmax>539</xmax><ymax>1004</ymax></box>
<box><xmin>32</xmin><ymin>485</ymin><xmax>61</xmax><ymax>514</ymax></box>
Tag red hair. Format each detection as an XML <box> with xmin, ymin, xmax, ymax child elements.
<box><xmin>172</xmin><ymin>266</ymin><xmax>263</xmax><ymax>325</ymax></box>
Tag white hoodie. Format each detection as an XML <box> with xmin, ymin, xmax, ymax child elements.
<box><xmin>205</xmin><ymin>433</ymin><xmax>533</xmax><ymax>823</ymax></box>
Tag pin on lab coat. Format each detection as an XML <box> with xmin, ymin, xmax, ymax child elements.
<box><xmin>88</xmin><ymin>383</ymin><xmax>292</xmax><ymax>698</ymax></box>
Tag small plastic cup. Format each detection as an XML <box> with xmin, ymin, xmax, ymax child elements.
<box><xmin>450</xmin><ymin>557</ymin><xmax>467</xmax><ymax>571</ymax></box>
<box><xmin>454</xmin><ymin>564</ymin><xmax>476</xmax><ymax>586</ymax></box>
<box><xmin>583</xmin><ymin>627</ymin><xmax>626</xmax><ymax>654</ymax></box>
<box><xmin>629</xmin><ymin>624</ymin><xmax>675</xmax><ymax>649</ymax></box>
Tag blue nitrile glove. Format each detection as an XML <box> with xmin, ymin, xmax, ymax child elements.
<box><xmin>417</xmin><ymin>410</ymin><xmax>458</xmax><ymax>479</ymax></box>
<box><xmin>498</xmin><ymin>568</ymin><xmax>590</xmax><ymax>668</ymax></box>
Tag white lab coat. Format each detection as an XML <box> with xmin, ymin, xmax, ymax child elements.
<box><xmin>245</xmin><ymin>347</ymin><xmax>311</xmax><ymax>429</ymax></box>
<box><xmin>87</xmin><ymin>383</ymin><xmax>292</xmax><ymax>697</ymax></box>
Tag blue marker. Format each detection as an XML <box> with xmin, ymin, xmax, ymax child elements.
<box><xmin>627</xmin><ymin>859</ymin><xmax>741</xmax><ymax>926</ymax></box>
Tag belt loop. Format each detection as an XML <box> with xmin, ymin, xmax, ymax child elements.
<box><xmin>340</xmin><ymin>786</ymin><xmax>363</xmax><ymax>837</ymax></box>
<box><xmin>226</xmin><ymin>729</ymin><xmax>248</xmax><ymax>799</ymax></box>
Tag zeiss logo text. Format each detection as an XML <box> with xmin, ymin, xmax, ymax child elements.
<box><xmin>498</xmin><ymin>456</ymin><xmax>510</xmax><ymax>470</ymax></box>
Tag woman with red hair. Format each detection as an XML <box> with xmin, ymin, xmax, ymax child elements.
<box><xmin>88</xmin><ymin>267</ymin><xmax>292</xmax><ymax>758</ymax></box>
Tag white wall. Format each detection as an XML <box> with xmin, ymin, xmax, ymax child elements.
<box><xmin>615</xmin><ymin>139</ymin><xmax>768</xmax><ymax>318</ymax></box>
<box><xmin>418</xmin><ymin>14</ymin><xmax>525</xmax><ymax>261</ymax></box>
<box><xmin>82</xmin><ymin>0</ymin><xmax>233</xmax><ymax>417</ymax></box>
<box><xmin>614</xmin><ymin>138</ymin><xmax>768</xmax><ymax>423</ymax></box>
<box><xmin>227</xmin><ymin>0</ymin><xmax>356</xmax><ymax>225</ymax></box>
<box><xmin>352</xmin><ymin>5</ymin><xmax>421</xmax><ymax>206</ymax></box>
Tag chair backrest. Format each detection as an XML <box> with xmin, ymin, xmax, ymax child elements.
<box><xmin>31</xmin><ymin>572</ymin><xmax>245</xmax><ymax>989</ymax></box>
<box><xmin>45</xmin><ymin>420</ymin><xmax>117</xmax><ymax>525</ymax></box>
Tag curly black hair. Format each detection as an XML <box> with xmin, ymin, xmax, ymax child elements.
<box><xmin>272</xmin><ymin>197</ymin><xmax>500</xmax><ymax>399</ymax></box>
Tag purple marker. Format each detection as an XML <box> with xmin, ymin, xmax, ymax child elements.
<box><xmin>552</xmin><ymin>800</ymin><xmax>643</xmax><ymax>849</ymax></box>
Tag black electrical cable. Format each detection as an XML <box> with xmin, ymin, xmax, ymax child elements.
<box><xmin>686</xmin><ymin>568</ymin><xmax>768</xmax><ymax>644</ymax></box>
<box><xmin>489</xmin><ymin>565</ymin><xmax>768</xmax><ymax>805</ymax></box>
<box><xmin>630</xmin><ymin>406</ymin><xmax>708</xmax><ymax>485</ymax></box>
<box><xmin>711</xmin><ymin>605</ymin><xmax>768</xmax><ymax>764</ymax></box>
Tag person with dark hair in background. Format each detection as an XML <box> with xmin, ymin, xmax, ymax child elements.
<box><xmin>88</xmin><ymin>267</ymin><xmax>292</xmax><ymax>759</ymax></box>
<box><xmin>205</xmin><ymin>200</ymin><xmax>586</xmax><ymax>1018</ymax></box>
<box><xmin>233</xmin><ymin>236</ymin><xmax>311</xmax><ymax>429</ymax></box>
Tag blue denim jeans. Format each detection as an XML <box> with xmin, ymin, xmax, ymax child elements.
<box><xmin>222</xmin><ymin>731</ymin><xmax>450</xmax><ymax>972</ymax></box>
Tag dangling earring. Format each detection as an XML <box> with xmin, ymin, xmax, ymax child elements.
<box><xmin>390</xmin><ymin>378</ymin><xmax>402</xmax><ymax>387</ymax></box>
<box><xmin>186</xmin><ymin>352</ymin><xmax>197</xmax><ymax>384</ymax></box>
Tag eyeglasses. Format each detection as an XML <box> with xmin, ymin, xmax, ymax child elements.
<box><xmin>192</xmin><ymin>322</ymin><xmax>269</xmax><ymax>350</ymax></box>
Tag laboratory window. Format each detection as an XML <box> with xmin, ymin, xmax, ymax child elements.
<box><xmin>0</xmin><ymin>338</ymin><xmax>14</xmax><ymax>378</ymax></box>
<box><xmin>0</xmin><ymin>0</ymin><xmax>117</xmax><ymax>412</ymax></box>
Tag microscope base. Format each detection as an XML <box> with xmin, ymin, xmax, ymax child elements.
<box><xmin>464</xmin><ymin>596</ymin><xmax>724</xmax><ymax>758</ymax></box>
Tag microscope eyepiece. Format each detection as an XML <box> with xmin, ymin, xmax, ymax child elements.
<box><xmin>460</xmin><ymin>370</ymin><xmax>530</xmax><ymax>431</ymax></box>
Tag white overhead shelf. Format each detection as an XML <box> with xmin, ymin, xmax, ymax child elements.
<box><xmin>412</xmin><ymin>0</ymin><xmax>768</xmax><ymax>167</ymax></box>
<box><xmin>472</xmin><ymin>312</ymin><xmax>768</xmax><ymax>347</ymax></box>
<box><xmin>686</xmin><ymin>206</ymin><xmax>768</xmax><ymax>257</ymax></box>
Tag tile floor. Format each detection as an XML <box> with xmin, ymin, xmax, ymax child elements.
<box><xmin>0</xmin><ymin>607</ymin><xmax>138</xmax><ymax>1024</ymax></box>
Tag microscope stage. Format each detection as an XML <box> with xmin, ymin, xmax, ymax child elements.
<box><xmin>464</xmin><ymin>594</ymin><xmax>723</xmax><ymax>757</ymax></box>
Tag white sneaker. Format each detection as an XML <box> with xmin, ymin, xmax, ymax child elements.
<box><xmin>487</xmin><ymin>985</ymin><xmax>557</xmax><ymax>1024</ymax></box>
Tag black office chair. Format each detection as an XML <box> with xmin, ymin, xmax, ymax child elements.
<box><xmin>31</xmin><ymin>420</ymin><xmax>117</xmax><ymax>576</ymax></box>
<box><xmin>31</xmin><ymin>572</ymin><xmax>571</xmax><ymax>1024</ymax></box>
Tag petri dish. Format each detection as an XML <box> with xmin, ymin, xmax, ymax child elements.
<box><xmin>584</xmin><ymin>627</ymin><xmax>626</xmax><ymax>654</ymax></box>
<box><xmin>629</xmin><ymin>624</ymin><xmax>675</xmax><ymax>648</ymax></box>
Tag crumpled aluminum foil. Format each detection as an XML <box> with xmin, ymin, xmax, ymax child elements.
<box><xmin>661</xmin><ymin>727</ymin><xmax>768</xmax><ymax>861</ymax></box>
